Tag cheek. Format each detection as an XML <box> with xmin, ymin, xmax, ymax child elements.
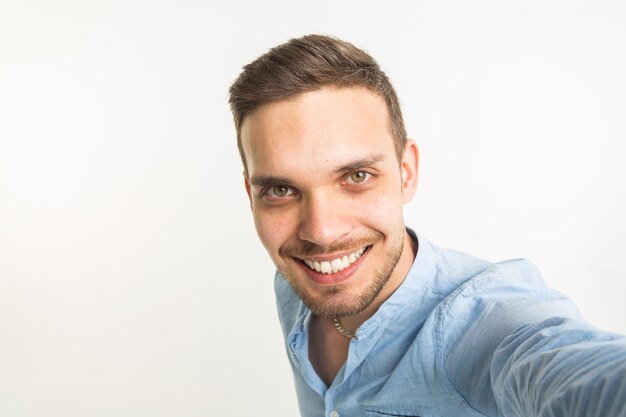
<box><xmin>364</xmin><ymin>203</ymin><xmax>403</xmax><ymax>232</ymax></box>
<box><xmin>253</xmin><ymin>210</ymin><xmax>296</xmax><ymax>253</ymax></box>
<box><xmin>353</xmin><ymin>185</ymin><xmax>405</xmax><ymax>230</ymax></box>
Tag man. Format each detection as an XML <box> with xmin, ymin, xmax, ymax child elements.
<box><xmin>228</xmin><ymin>35</ymin><xmax>626</xmax><ymax>417</ymax></box>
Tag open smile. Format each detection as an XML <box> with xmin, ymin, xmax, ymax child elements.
<box><xmin>300</xmin><ymin>246</ymin><xmax>368</xmax><ymax>274</ymax></box>
<box><xmin>292</xmin><ymin>245</ymin><xmax>372</xmax><ymax>285</ymax></box>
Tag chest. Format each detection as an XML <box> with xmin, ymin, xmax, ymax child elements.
<box><xmin>291</xmin><ymin>321</ymin><xmax>493</xmax><ymax>417</ymax></box>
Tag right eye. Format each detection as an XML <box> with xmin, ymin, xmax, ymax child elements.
<box><xmin>266</xmin><ymin>185</ymin><xmax>294</xmax><ymax>198</ymax></box>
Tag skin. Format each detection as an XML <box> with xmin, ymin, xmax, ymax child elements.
<box><xmin>240</xmin><ymin>87</ymin><xmax>419</xmax><ymax>385</ymax></box>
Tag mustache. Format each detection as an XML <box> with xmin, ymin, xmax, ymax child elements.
<box><xmin>279</xmin><ymin>231</ymin><xmax>384</xmax><ymax>259</ymax></box>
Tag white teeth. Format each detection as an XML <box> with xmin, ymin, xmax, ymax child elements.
<box><xmin>331</xmin><ymin>259</ymin><xmax>343</xmax><ymax>273</ymax></box>
<box><xmin>301</xmin><ymin>247</ymin><xmax>368</xmax><ymax>275</ymax></box>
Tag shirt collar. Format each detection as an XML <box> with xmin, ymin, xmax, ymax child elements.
<box><xmin>351</xmin><ymin>228</ymin><xmax>438</xmax><ymax>338</ymax></box>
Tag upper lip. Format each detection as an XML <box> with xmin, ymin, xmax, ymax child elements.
<box><xmin>293</xmin><ymin>245</ymin><xmax>369</xmax><ymax>262</ymax></box>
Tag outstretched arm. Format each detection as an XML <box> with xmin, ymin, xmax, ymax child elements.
<box><xmin>441</xmin><ymin>263</ymin><xmax>626</xmax><ymax>417</ymax></box>
<box><xmin>491</xmin><ymin>317</ymin><xmax>626</xmax><ymax>417</ymax></box>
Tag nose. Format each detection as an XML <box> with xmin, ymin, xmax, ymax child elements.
<box><xmin>297</xmin><ymin>192</ymin><xmax>351</xmax><ymax>248</ymax></box>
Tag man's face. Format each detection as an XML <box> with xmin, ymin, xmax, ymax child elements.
<box><xmin>241</xmin><ymin>87</ymin><xmax>418</xmax><ymax>318</ymax></box>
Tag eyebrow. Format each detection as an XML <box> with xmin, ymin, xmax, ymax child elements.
<box><xmin>332</xmin><ymin>153</ymin><xmax>387</xmax><ymax>175</ymax></box>
<box><xmin>249</xmin><ymin>153</ymin><xmax>387</xmax><ymax>188</ymax></box>
<box><xmin>249</xmin><ymin>175</ymin><xmax>293</xmax><ymax>189</ymax></box>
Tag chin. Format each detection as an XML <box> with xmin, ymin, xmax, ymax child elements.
<box><xmin>276</xmin><ymin>228</ymin><xmax>405</xmax><ymax>318</ymax></box>
<box><xmin>281</xmin><ymin>260</ymin><xmax>395</xmax><ymax>319</ymax></box>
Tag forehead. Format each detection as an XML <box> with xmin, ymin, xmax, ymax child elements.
<box><xmin>240</xmin><ymin>87</ymin><xmax>396</xmax><ymax>178</ymax></box>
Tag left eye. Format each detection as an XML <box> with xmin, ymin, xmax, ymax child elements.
<box><xmin>349</xmin><ymin>171</ymin><xmax>370</xmax><ymax>183</ymax></box>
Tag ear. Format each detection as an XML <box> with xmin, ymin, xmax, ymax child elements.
<box><xmin>244</xmin><ymin>174</ymin><xmax>254</xmax><ymax>211</ymax></box>
<box><xmin>400</xmin><ymin>140</ymin><xmax>419</xmax><ymax>204</ymax></box>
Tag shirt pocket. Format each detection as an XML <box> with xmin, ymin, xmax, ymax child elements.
<box><xmin>363</xmin><ymin>404</ymin><xmax>432</xmax><ymax>417</ymax></box>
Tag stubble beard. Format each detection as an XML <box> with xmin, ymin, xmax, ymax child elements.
<box><xmin>278</xmin><ymin>229</ymin><xmax>405</xmax><ymax>319</ymax></box>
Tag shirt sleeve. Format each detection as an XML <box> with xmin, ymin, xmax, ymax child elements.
<box><xmin>490</xmin><ymin>316</ymin><xmax>626</xmax><ymax>417</ymax></box>
<box><xmin>441</xmin><ymin>262</ymin><xmax>626</xmax><ymax>417</ymax></box>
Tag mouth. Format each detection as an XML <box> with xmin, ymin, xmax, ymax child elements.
<box><xmin>299</xmin><ymin>246</ymin><xmax>369</xmax><ymax>274</ymax></box>
<box><xmin>292</xmin><ymin>245</ymin><xmax>372</xmax><ymax>285</ymax></box>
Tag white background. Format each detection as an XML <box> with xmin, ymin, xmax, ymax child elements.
<box><xmin>1</xmin><ymin>0</ymin><xmax>625</xmax><ymax>415</ymax></box>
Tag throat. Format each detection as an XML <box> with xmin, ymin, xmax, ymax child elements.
<box><xmin>308</xmin><ymin>315</ymin><xmax>352</xmax><ymax>386</ymax></box>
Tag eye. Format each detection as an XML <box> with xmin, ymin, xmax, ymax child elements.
<box><xmin>348</xmin><ymin>171</ymin><xmax>370</xmax><ymax>184</ymax></box>
<box><xmin>267</xmin><ymin>185</ymin><xmax>294</xmax><ymax>198</ymax></box>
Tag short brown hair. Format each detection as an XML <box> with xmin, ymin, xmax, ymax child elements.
<box><xmin>228</xmin><ymin>34</ymin><xmax>407</xmax><ymax>174</ymax></box>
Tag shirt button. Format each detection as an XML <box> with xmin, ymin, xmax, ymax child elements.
<box><xmin>330</xmin><ymin>411</ymin><xmax>339</xmax><ymax>417</ymax></box>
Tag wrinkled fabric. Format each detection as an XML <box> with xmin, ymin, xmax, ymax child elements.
<box><xmin>275</xmin><ymin>231</ymin><xmax>626</xmax><ymax>417</ymax></box>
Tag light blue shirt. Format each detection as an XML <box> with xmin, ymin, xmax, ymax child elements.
<box><xmin>275</xmin><ymin>231</ymin><xmax>626</xmax><ymax>417</ymax></box>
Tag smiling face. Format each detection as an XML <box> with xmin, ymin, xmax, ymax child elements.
<box><xmin>241</xmin><ymin>87</ymin><xmax>419</xmax><ymax>319</ymax></box>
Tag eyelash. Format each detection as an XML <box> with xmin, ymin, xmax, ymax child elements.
<box><xmin>345</xmin><ymin>170</ymin><xmax>373</xmax><ymax>185</ymax></box>
<box><xmin>259</xmin><ymin>170</ymin><xmax>374</xmax><ymax>202</ymax></box>
<box><xmin>262</xmin><ymin>185</ymin><xmax>296</xmax><ymax>200</ymax></box>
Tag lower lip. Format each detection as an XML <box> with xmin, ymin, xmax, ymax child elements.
<box><xmin>296</xmin><ymin>247</ymin><xmax>370</xmax><ymax>285</ymax></box>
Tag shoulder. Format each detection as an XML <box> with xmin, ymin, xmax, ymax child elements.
<box><xmin>438</xmin><ymin>258</ymin><xmax>578</xmax><ymax>328</ymax></box>
<box><xmin>434</xmin><ymin>258</ymin><xmax>582</xmax><ymax>414</ymax></box>
<box><xmin>438</xmin><ymin>257</ymin><xmax>582</xmax><ymax>357</ymax></box>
